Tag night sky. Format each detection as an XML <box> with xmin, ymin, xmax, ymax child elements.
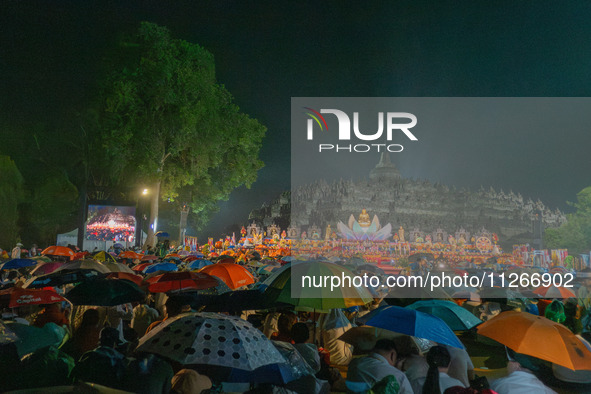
<box><xmin>3</xmin><ymin>1</ymin><xmax>591</xmax><ymax>238</ymax></box>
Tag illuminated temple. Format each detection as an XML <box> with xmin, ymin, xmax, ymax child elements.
<box><xmin>248</xmin><ymin>153</ymin><xmax>566</xmax><ymax>248</ymax></box>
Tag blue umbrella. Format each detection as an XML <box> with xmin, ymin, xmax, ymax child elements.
<box><xmin>405</xmin><ymin>300</ymin><xmax>482</xmax><ymax>331</ymax></box>
<box><xmin>143</xmin><ymin>262</ymin><xmax>178</xmax><ymax>274</ymax></box>
<box><xmin>155</xmin><ymin>231</ymin><xmax>169</xmax><ymax>237</ymax></box>
<box><xmin>364</xmin><ymin>305</ymin><xmax>465</xmax><ymax>349</ymax></box>
<box><xmin>1</xmin><ymin>259</ymin><xmax>37</xmax><ymax>270</ymax></box>
<box><xmin>188</xmin><ymin>259</ymin><xmax>213</xmax><ymax>270</ymax></box>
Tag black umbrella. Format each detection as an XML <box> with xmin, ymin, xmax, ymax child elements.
<box><xmin>65</xmin><ymin>278</ymin><xmax>145</xmax><ymax>306</ymax></box>
<box><xmin>24</xmin><ymin>269</ymin><xmax>102</xmax><ymax>288</ymax></box>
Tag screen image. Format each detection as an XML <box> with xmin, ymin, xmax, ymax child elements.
<box><xmin>86</xmin><ymin>205</ymin><xmax>136</xmax><ymax>242</ymax></box>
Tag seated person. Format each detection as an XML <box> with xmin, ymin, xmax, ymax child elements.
<box><xmin>291</xmin><ymin>322</ymin><xmax>321</xmax><ymax>373</ymax></box>
<box><xmin>490</xmin><ymin>348</ymin><xmax>557</xmax><ymax>394</ymax></box>
<box><xmin>410</xmin><ymin>345</ymin><xmax>465</xmax><ymax>393</ymax></box>
<box><xmin>72</xmin><ymin>327</ymin><xmax>127</xmax><ymax>389</ymax></box>
<box><xmin>346</xmin><ymin>338</ymin><xmax>413</xmax><ymax>393</ymax></box>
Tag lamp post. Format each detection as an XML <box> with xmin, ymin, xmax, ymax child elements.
<box><xmin>136</xmin><ymin>189</ymin><xmax>149</xmax><ymax>248</ymax></box>
<box><xmin>179</xmin><ymin>203</ymin><xmax>190</xmax><ymax>247</ymax></box>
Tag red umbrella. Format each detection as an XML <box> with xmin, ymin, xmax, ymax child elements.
<box><xmin>30</xmin><ymin>261</ymin><xmax>65</xmax><ymax>276</ymax></box>
<box><xmin>146</xmin><ymin>271</ymin><xmax>219</xmax><ymax>293</ymax></box>
<box><xmin>141</xmin><ymin>255</ymin><xmax>159</xmax><ymax>261</ymax></box>
<box><xmin>183</xmin><ymin>255</ymin><xmax>199</xmax><ymax>263</ymax></box>
<box><xmin>41</xmin><ymin>246</ymin><xmax>75</xmax><ymax>259</ymax></box>
<box><xmin>105</xmin><ymin>272</ymin><xmax>145</xmax><ymax>286</ymax></box>
<box><xmin>199</xmin><ymin>263</ymin><xmax>255</xmax><ymax>290</ymax></box>
<box><xmin>133</xmin><ymin>262</ymin><xmax>153</xmax><ymax>272</ymax></box>
<box><xmin>0</xmin><ymin>287</ymin><xmax>68</xmax><ymax>308</ymax></box>
<box><xmin>217</xmin><ymin>256</ymin><xmax>235</xmax><ymax>265</ymax></box>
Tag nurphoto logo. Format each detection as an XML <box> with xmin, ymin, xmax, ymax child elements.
<box><xmin>304</xmin><ymin>107</ymin><xmax>418</xmax><ymax>153</ymax></box>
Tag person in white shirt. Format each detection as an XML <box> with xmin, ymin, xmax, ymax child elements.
<box><xmin>11</xmin><ymin>243</ymin><xmax>22</xmax><ymax>259</ymax></box>
<box><xmin>490</xmin><ymin>348</ymin><xmax>557</xmax><ymax>394</ymax></box>
<box><xmin>346</xmin><ymin>338</ymin><xmax>414</xmax><ymax>393</ymax></box>
<box><xmin>411</xmin><ymin>345</ymin><xmax>465</xmax><ymax>393</ymax></box>
<box><xmin>444</xmin><ymin>344</ymin><xmax>474</xmax><ymax>387</ymax></box>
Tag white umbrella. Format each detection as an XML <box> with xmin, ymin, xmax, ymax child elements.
<box><xmin>136</xmin><ymin>312</ymin><xmax>286</xmax><ymax>371</ymax></box>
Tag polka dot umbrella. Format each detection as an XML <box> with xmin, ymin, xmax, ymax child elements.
<box><xmin>136</xmin><ymin>312</ymin><xmax>286</xmax><ymax>371</ymax></box>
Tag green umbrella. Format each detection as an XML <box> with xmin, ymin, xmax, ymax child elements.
<box><xmin>4</xmin><ymin>322</ymin><xmax>68</xmax><ymax>358</ymax></box>
<box><xmin>65</xmin><ymin>278</ymin><xmax>145</xmax><ymax>306</ymax></box>
<box><xmin>264</xmin><ymin>261</ymin><xmax>373</xmax><ymax>312</ymax></box>
<box><xmin>406</xmin><ymin>300</ymin><xmax>483</xmax><ymax>331</ymax></box>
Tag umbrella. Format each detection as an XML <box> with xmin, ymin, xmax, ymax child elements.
<box><xmin>105</xmin><ymin>272</ymin><xmax>144</xmax><ymax>286</ymax></box>
<box><xmin>533</xmin><ymin>285</ymin><xmax>576</xmax><ymax>299</ymax></box>
<box><xmin>155</xmin><ymin>231</ymin><xmax>169</xmax><ymax>237</ymax></box>
<box><xmin>119</xmin><ymin>251</ymin><xmax>143</xmax><ymax>260</ymax></box>
<box><xmin>385</xmin><ymin>282</ymin><xmax>451</xmax><ymax>301</ymax></box>
<box><xmin>257</xmin><ymin>264</ymin><xmax>280</xmax><ymax>276</ymax></box>
<box><xmin>24</xmin><ymin>269</ymin><xmax>103</xmax><ymax>288</ymax></box>
<box><xmin>263</xmin><ymin>261</ymin><xmax>373</xmax><ymax>312</ymax></box>
<box><xmin>199</xmin><ymin>263</ymin><xmax>255</xmax><ymax>290</ymax></box>
<box><xmin>188</xmin><ymin>259</ymin><xmax>214</xmax><ymax>271</ymax></box>
<box><xmin>0</xmin><ymin>287</ymin><xmax>68</xmax><ymax>308</ymax></box>
<box><xmin>141</xmin><ymin>255</ymin><xmax>160</xmax><ymax>261</ymax></box>
<box><xmin>133</xmin><ymin>262</ymin><xmax>154</xmax><ymax>272</ymax></box>
<box><xmin>136</xmin><ymin>312</ymin><xmax>286</xmax><ymax>371</ymax></box>
<box><xmin>364</xmin><ymin>305</ymin><xmax>465</xmax><ymax>349</ymax></box>
<box><xmin>203</xmin><ymin>288</ymin><xmax>290</xmax><ymax>313</ymax></box>
<box><xmin>93</xmin><ymin>251</ymin><xmax>117</xmax><ymax>263</ymax></box>
<box><xmin>101</xmin><ymin>261</ymin><xmax>135</xmax><ymax>274</ymax></box>
<box><xmin>0</xmin><ymin>258</ymin><xmax>37</xmax><ymax>270</ymax></box>
<box><xmin>113</xmin><ymin>243</ymin><xmax>124</xmax><ymax>249</ymax></box>
<box><xmin>65</xmin><ymin>278</ymin><xmax>145</xmax><ymax>306</ymax></box>
<box><xmin>4</xmin><ymin>322</ymin><xmax>68</xmax><ymax>358</ymax></box>
<box><xmin>477</xmin><ymin>311</ymin><xmax>591</xmax><ymax>370</ymax></box>
<box><xmin>405</xmin><ymin>300</ymin><xmax>482</xmax><ymax>331</ymax></box>
<box><xmin>144</xmin><ymin>262</ymin><xmax>178</xmax><ymax>274</ymax></box>
<box><xmin>41</xmin><ymin>246</ymin><xmax>75</xmax><ymax>258</ymax></box>
<box><xmin>56</xmin><ymin>259</ymin><xmax>111</xmax><ymax>274</ymax></box>
<box><xmin>451</xmin><ymin>291</ymin><xmax>481</xmax><ymax>303</ymax></box>
<box><xmin>146</xmin><ymin>271</ymin><xmax>219</xmax><ymax>293</ymax></box>
<box><xmin>0</xmin><ymin>320</ymin><xmax>18</xmax><ymax>345</ymax></box>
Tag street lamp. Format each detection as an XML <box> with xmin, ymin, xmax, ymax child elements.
<box><xmin>136</xmin><ymin>188</ymin><xmax>149</xmax><ymax>247</ymax></box>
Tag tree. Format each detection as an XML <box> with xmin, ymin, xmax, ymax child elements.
<box><xmin>0</xmin><ymin>156</ymin><xmax>25</xmax><ymax>249</ymax></box>
<box><xmin>99</xmin><ymin>22</ymin><xmax>266</xmax><ymax>247</ymax></box>
<box><xmin>545</xmin><ymin>186</ymin><xmax>591</xmax><ymax>253</ymax></box>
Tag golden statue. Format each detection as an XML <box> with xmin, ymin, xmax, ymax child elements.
<box><xmin>399</xmin><ymin>226</ymin><xmax>405</xmax><ymax>242</ymax></box>
<box><xmin>325</xmin><ymin>224</ymin><xmax>332</xmax><ymax>240</ymax></box>
<box><xmin>358</xmin><ymin>209</ymin><xmax>371</xmax><ymax>227</ymax></box>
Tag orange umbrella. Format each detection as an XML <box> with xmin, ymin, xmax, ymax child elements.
<box><xmin>41</xmin><ymin>246</ymin><xmax>75</xmax><ymax>259</ymax></box>
<box><xmin>119</xmin><ymin>251</ymin><xmax>143</xmax><ymax>260</ymax></box>
<box><xmin>478</xmin><ymin>311</ymin><xmax>591</xmax><ymax>370</ymax></box>
<box><xmin>199</xmin><ymin>263</ymin><xmax>255</xmax><ymax>290</ymax></box>
<box><xmin>0</xmin><ymin>287</ymin><xmax>68</xmax><ymax>308</ymax></box>
<box><xmin>533</xmin><ymin>285</ymin><xmax>576</xmax><ymax>299</ymax></box>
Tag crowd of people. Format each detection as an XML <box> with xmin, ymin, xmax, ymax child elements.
<box><xmin>0</xmin><ymin>241</ymin><xmax>590</xmax><ymax>393</ymax></box>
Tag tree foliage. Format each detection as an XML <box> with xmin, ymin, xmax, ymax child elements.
<box><xmin>545</xmin><ymin>186</ymin><xmax>591</xmax><ymax>253</ymax></box>
<box><xmin>0</xmin><ymin>156</ymin><xmax>25</xmax><ymax>248</ymax></box>
<box><xmin>98</xmin><ymin>22</ymin><xmax>266</xmax><ymax>245</ymax></box>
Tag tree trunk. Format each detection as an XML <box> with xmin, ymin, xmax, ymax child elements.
<box><xmin>144</xmin><ymin>179</ymin><xmax>161</xmax><ymax>249</ymax></box>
